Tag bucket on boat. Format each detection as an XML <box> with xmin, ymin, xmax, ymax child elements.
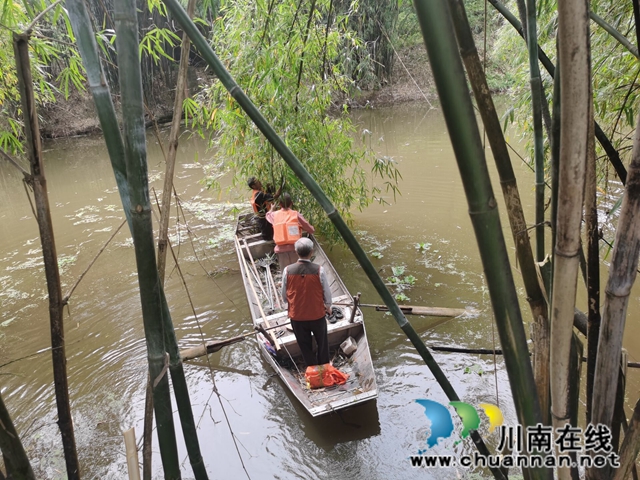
<box><xmin>340</xmin><ymin>337</ymin><xmax>358</xmax><ymax>356</ymax></box>
<box><xmin>305</xmin><ymin>363</ymin><xmax>349</xmax><ymax>389</ymax></box>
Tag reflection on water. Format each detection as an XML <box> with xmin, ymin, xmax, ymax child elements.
<box><xmin>0</xmin><ymin>103</ymin><xmax>638</xmax><ymax>479</ymax></box>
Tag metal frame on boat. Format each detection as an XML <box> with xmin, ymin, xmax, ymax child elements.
<box><xmin>234</xmin><ymin>212</ymin><xmax>378</xmax><ymax>416</ymax></box>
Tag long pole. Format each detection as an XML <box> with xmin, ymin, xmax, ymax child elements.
<box><xmin>12</xmin><ymin>32</ymin><xmax>80</xmax><ymax>480</ymax></box>
<box><xmin>161</xmin><ymin>0</ymin><xmax>504</xmax><ymax>476</ymax></box>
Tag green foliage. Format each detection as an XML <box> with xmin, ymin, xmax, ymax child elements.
<box><xmin>0</xmin><ymin>0</ymin><xmax>84</xmax><ymax>152</ymax></box>
<box><xmin>386</xmin><ymin>264</ymin><xmax>415</xmax><ymax>301</ymax></box>
<box><xmin>494</xmin><ymin>0</ymin><xmax>638</xmax><ymax>183</ymax></box>
<box><xmin>139</xmin><ymin>26</ymin><xmax>181</xmax><ymax>63</ymax></box>
<box><xmin>196</xmin><ymin>0</ymin><xmax>401</xmax><ymax>242</ymax></box>
<box><xmin>464</xmin><ymin>364</ymin><xmax>484</xmax><ymax>376</ymax></box>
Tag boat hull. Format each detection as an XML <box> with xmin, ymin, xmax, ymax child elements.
<box><xmin>234</xmin><ymin>212</ymin><xmax>378</xmax><ymax>416</ymax></box>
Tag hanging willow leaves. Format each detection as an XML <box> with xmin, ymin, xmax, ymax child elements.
<box><xmin>193</xmin><ymin>0</ymin><xmax>401</xmax><ymax>242</ymax></box>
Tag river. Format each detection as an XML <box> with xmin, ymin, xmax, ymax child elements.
<box><xmin>0</xmin><ymin>102</ymin><xmax>638</xmax><ymax>479</ymax></box>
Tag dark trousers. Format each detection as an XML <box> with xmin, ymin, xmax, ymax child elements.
<box><xmin>257</xmin><ymin>216</ymin><xmax>273</xmax><ymax>241</ymax></box>
<box><xmin>291</xmin><ymin>317</ymin><xmax>330</xmax><ymax>366</ymax></box>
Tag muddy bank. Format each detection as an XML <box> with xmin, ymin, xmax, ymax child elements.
<box><xmin>40</xmin><ymin>45</ymin><xmax>437</xmax><ymax>139</ymax></box>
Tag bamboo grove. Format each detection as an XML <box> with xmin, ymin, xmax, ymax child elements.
<box><xmin>1</xmin><ymin>0</ymin><xmax>640</xmax><ymax>478</ymax></box>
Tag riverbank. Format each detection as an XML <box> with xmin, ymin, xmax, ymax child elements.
<box><xmin>39</xmin><ymin>44</ymin><xmax>439</xmax><ymax>138</ymax></box>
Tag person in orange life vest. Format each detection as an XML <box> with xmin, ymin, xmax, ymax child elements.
<box><xmin>266</xmin><ymin>192</ymin><xmax>315</xmax><ymax>270</ymax></box>
<box><xmin>281</xmin><ymin>237</ymin><xmax>332</xmax><ymax>366</ymax></box>
<box><xmin>247</xmin><ymin>177</ymin><xmax>281</xmax><ymax>241</ymax></box>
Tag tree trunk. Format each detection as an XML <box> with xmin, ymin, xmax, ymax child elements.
<box><xmin>12</xmin><ymin>32</ymin><xmax>80</xmax><ymax>480</ymax></box>
<box><xmin>550</xmin><ymin>1</ymin><xmax>589</xmax><ymax>479</ymax></box>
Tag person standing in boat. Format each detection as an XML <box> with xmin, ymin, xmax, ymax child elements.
<box><xmin>281</xmin><ymin>237</ymin><xmax>332</xmax><ymax>366</ymax></box>
<box><xmin>266</xmin><ymin>192</ymin><xmax>315</xmax><ymax>269</ymax></box>
<box><xmin>247</xmin><ymin>177</ymin><xmax>281</xmax><ymax>241</ymax></box>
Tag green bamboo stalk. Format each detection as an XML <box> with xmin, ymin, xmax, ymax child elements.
<box><xmin>592</xmin><ymin>111</ymin><xmax>640</xmax><ymax>441</ymax></box>
<box><xmin>590</xmin><ymin>11</ymin><xmax>639</xmax><ymax>59</ymax></box>
<box><xmin>160</xmin><ymin>0</ymin><xmax>504</xmax><ymax>476</ymax></box>
<box><xmin>411</xmin><ymin>1</ymin><xmax>546</xmax><ymax>478</ymax></box>
<box><xmin>65</xmin><ymin>0</ymin><xmax>132</xmax><ymax>231</ymax></box>
<box><xmin>12</xmin><ymin>32</ymin><xmax>80</xmax><ymax>480</ymax></box>
<box><xmin>447</xmin><ymin>0</ymin><xmax>551</xmax><ymax>426</ymax></box>
<box><xmin>0</xmin><ymin>392</ymin><xmax>35</xmax><ymax>480</ymax></box>
<box><xmin>112</xmin><ymin>0</ymin><xmax>181</xmax><ymax>477</ymax></box>
<box><xmin>550</xmin><ymin>2</ymin><xmax>590</xmax><ymax>478</ymax></box>
<box><xmin>524</xmin><ymin>0</ymin><xmax>545</xmax><ymax>263</ymax></box>
<box><xmin>487</xmin><ymin>0</ymin><xmax>628</xmax><ymax>185</ymax></box>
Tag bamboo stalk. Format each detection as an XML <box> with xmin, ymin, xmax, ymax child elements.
<box><xmin>523</xmin><ymin>0</ymin><xmax>546</xmax><ymax>264</ymax></box>
<box><xmin>585</xmin><ymin>94</ymin><xmax>600</xmax><ymax>425</ymax></box>
<box><xmin>0</xmin><ymin>391</ymin><xmax>35</xmax><ymax>480</ymax></box>
<box><xmin>161</xmin><ymin>1</ymin><xmax>504</xmax><ymax>476</ymax></box>
<box><xmin>612</xmin><ymin>398</ymin><xmax>640</xmax><ymax>480</ymax></box>
<box><xmin>412</xmin><ymin>0</ymin><xmax>544</xmax><ymax>478</ymax></box>
<box><xmin>113</xmin><ymin>0</ymin><xmax>181</xmax><ymax>476</ymax></box>
<box><xmin>447</xmin><ymin>0</ymin><xmax>550</xmax><ymax>426</ymax></box>
<box><xmin>266</xmin><ymin>265</ymin><xmax>282</xmax><ymax>309</ymax></box>
<box><xmin>234</xmin><ymin>236</ymin><xmax>280</xmax><ymax>350</ymax></box>
<box><xmin>634</xmin><ymin>0</ymin><xmax>640</xmax><ymax>59</ymax></box>
<box><xmin>12</xmin><ymin>32</ymin><xmax>80</xmax><ymax>480</ymax></box>
<box><xmin>592</xmin><ymin>111</ymin><xmax>640</xmax><ymax>445</ymax></box>
<box><xmin>123</xmin><ymin>428</ymin><xmax>141</xmax><ymax>480</ymax></box>
<box><xmin>142</xmin><ymin>378</ymin><xmax>153</xmax><ymax>480</ymax></box>
<box><xmin>242</xmin><ymin>239</ymin><xmax>269</xmax><ymax>300</ymax></box>
<box><xmin>65</xmin><ymin>0</ymin><xmax>133</xmax><ymax>231</ymax></box>
<box><xmin>590</xmin><ymin>11</ymin><xmax>639</xmax><ymax>59</ymax></box>
<box><xmin>551</xmin><ymin>2</ymin><xmax>590</xmax><ymax>478</ymax></box>
<box><xmin>157</xmin><ymin>0</ymin><xmax>196</xmax><ymax>285</ymax></box>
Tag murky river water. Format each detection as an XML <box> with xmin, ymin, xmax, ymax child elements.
<box><xmin>0</xmin><ymin>102</ymin><xmax>638</xmax><ymax>479</ymax></box>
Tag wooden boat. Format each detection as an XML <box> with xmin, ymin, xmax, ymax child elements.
<box><xmin>233</xmin><ymin>211</ymin><xmax>378</xmax><ymax>417</ymax></box>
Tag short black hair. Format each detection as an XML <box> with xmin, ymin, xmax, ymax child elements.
<box><xmin>247</xmin><ymin>176</ymin><xmax>258</xmax><ymax>188</ymax></box>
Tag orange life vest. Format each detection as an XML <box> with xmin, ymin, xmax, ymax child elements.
<box><xmin>285</xmin><ymin>262</ymin><xmax>325</xmax><ymax>321</ymax></box>
<box><xmin>250</xmin><ymin>189</ymin><xmax>273</xmax><ymax>215</ymax></box>
<box><xmin>305</xmin><ymin>364</ymin><xmax>349</xmax><ymax>389</ymax></box>
<box><xmin>272</xmin><ymin>209</ymin><xmax>301</xmax><ymax>245</ymax></box>
<box><xmin>250</xmin><ymin>189</ymin><xmax>260</xmax><ymax>214</ymax></box>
